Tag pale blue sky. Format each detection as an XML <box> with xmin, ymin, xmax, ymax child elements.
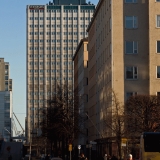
<box><xmin>0</xmin><ymin>0</ymin><xmax>98</xmax><ymax>132</ymax></box>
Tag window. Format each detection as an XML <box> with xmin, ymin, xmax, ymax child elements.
<box><xmin>5</xmin><ymin>85</ymin><xmax>8</xmax><ymax>91</ymax></box>
<box><xmin>125</xmin><ymin>41</ymin><xmax>138</xmax><ymax>54</ymax></box>
<box><xmin>126</xmin><ymin>66</ymin><xmax>138</xmax><ymax>79</ymax></box>
<box><xmin>157</xmin><ymin>15</ymin><xmax>160</xmax><ymax>27</ymax></box>
<box><xmin>83</xmin><ymin>77</ymin><xmax>88</xmax><ymax>86</ymax></box>
<box><xmin>157</xmin><ymin>41</ymin><xmax>160</xmax><ymax>53</ymax></box>
<box><xmin>5</xmin><ymin>70</ymin><xmax>8</xmax><ymax>75</ymax></box>
<box><xmin>157</xmin><ymin>92</ymin><xmax>160</xmax><ymax>96</ymax></box>
<box><xmin>125</xmin><ymin>0</ymin><xmax>137</xmax><ymax>3</ymax></box>
<box><xmin>84</xmin><ymin>94</ymin><xmax>88</xmax><ymax>102</ymax></box>
<box><xmin>5</xmin><ymin>76</ymin><xmax>8</xmax><ymax>80</ymax></box>
<box><xmin>157</xmin><ymin>66</ymin><xmax>160</xmax><ymax>78</ymax></box>
<box><xmin>125</xmin><ymin>16</ymin><xmax>138</xmax><ymax>29</ymax></box>
<box><xmin>126</xmin><ymin>92</ymin><xmax>137</xmax><ymax>100</ymax></box>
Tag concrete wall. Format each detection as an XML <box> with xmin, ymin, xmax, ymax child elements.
<box><xmin>124</xmin><ymin>0</ymin><xmax>149</xmax><ymax>97</ymax></box>
<box><xmin>149</xmin><ymin>1</ymin><xmax>160</xmax><ymax>95</ymax></box>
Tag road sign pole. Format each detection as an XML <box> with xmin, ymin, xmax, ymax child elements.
<box><xmin>78</xmin><ymin>145</ymin><xmax>81</xmax><ymax>156</ymax></box>
<box><xmin>70</xmin><ymin>151</ymin><xmax>71</xmax><ymax>160</ymax></box>
<box><xmin>69</xmin><ymin>144</ymin><xmax>72</xmax><ymax>160</ymax></box>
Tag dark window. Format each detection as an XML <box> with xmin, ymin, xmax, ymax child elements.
<box><xmin>5</xmin><ymin>76</ymin><xmax>8</xmax><ymax>80</ymax></box>
<box><xmin>126</xmin><ymin>92</ymin><xmax>137</xmax><ymax>100</ymax></box>
<box><xmin>157</xmin><ymin>66</ymin><xmax>160</xmax><ymax>78</ymax></box>
<box><xmin>125</xmin><ymin>0</ymin><xmax>137</xmax><ymax>2</ymax></box>
<box><xmin>125</xmin><ymin>41</ymin><xmax>138</xmax><ymax>54</ymax></box>
<box><xmin>157</xmin><ymin>41</ymin><xmax>160</xmax><ymax>53</ymax></box>
<box><xmin>126</xmin><ymin>66</ymin><xmax>137</xmax><ymax>79</ymax></box>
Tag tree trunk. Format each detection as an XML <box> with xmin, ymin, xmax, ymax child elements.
<box><xmin>117</xmin><ymin>140</ymin><xmax>122</xmax><ymax>160</ymax></box>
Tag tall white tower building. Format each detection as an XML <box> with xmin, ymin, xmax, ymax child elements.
<box><xmin>26</xmin><ymin>0</ymin><xmax>95</xmax><ymax>140</ymax></box>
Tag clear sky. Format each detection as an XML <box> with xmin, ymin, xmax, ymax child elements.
<box><xmin>0</xmin><ymin>0</ymin><xmax>99</xmax><ymax>133</ymax></box>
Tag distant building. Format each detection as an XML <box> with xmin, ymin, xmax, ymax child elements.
<box><xmin>53</xmin><ymin>0</ymin><xmax>86</xmax><ymax>5</ymax></box>
<box><xmin>73</xmin><ymin>38</ymin><xmax>88</xmax><ymax>146</ymax></box>
<box><xmin>26</xmin><ymin>0</ymin><xmax>95</xmax><ymax>141</ymax></box>
<box><xmin>0</xmin><ymin>58</ymin><xmax>13</xmax><ymax>141</ymax></box>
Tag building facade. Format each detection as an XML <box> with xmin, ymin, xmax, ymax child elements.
<box><xmin>53</xmin><ymin>0</ymin><xmax>87</xmax><ymax>5</ymax></box>
<box><xmin>0</xmin><ymin>58</ymin><xmax>13</xmax><ymax>141</ymax></box>
<box><xmin>73</xmin><ymin>38</ymin><xmax>88</xmax><ymax>146</ymax></box>
<box><xmin>26</xmin><ymin>1</ymin><xmax>95</xmax><ymax>141</ymax></box>
<box><xmin>84</xmin><ymin>0</ymin><xmax>160</xmax><ymax>157</ymax></box>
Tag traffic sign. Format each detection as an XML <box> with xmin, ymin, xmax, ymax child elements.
<box><xmin>69</xmin><ymin>144</ymin><xmax>72</xmax><ymax>151</ymax></box>
<box><xmin>121</xmin><ymin>138</ymin><xmax>127</xmax><ymax>146</ymax></box>
<box><xmin>78</xmin><ymin>145</ymin><xmax>81</xmax><ymax>149</ymax></box>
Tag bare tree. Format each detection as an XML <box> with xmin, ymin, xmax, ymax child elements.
<box><xmin>124</xmin><ymin>95</ymin><xmax>160</xmax><ymax>157</ymax></box>
<box><xmin>103</xmin><ymin>93</ymin><xmax>160</xmax><ymax>159</ymax></box>
<box><xmin>103</xmin><ymin>90</ymin><xmax>127</xmax><ymax>160</ymax></box>
<box><xmin>125</xmin><ymin>95</ymin><xmax>160</xmax><ymax>136</ymax></box>
<box><xmin>40</xmin><ymin>83</ymin><xmax>86</xmax><ymax>156</ymax></box>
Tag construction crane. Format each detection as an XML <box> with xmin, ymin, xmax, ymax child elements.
<box><xmin>12</xmin><ymin>118</ymin><xmax>21</xmax><ymax>136</ymax></box>
<box><xmin>12</xmin><ymin>112</ymin><xmax>25</xmax><ymax>141</ymax></box>
<box><xmin>13</xmin><ymin>112</ymin><xmax>25</xmax><ymax>135</ymax></box>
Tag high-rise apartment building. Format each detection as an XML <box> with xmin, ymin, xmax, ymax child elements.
<box><xmin>0</xmin><ymin>58</ymin><xmax>13</xmax><ymax>141</ymax></box>
<box><xmin>74</xmin><ymin>0</ymin><xmax>160</xmax><ymax>156</ymax></box>
<box><xmin>26</xmin><ymin>0</ymin><xmax>95</xmax><ymax>141</ymax></box>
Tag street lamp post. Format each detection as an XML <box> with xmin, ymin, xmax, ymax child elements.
<box><xmin>78</xmin><ymin>145</ymin><xmax>81</xmax><ymax>157</ymax></box>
